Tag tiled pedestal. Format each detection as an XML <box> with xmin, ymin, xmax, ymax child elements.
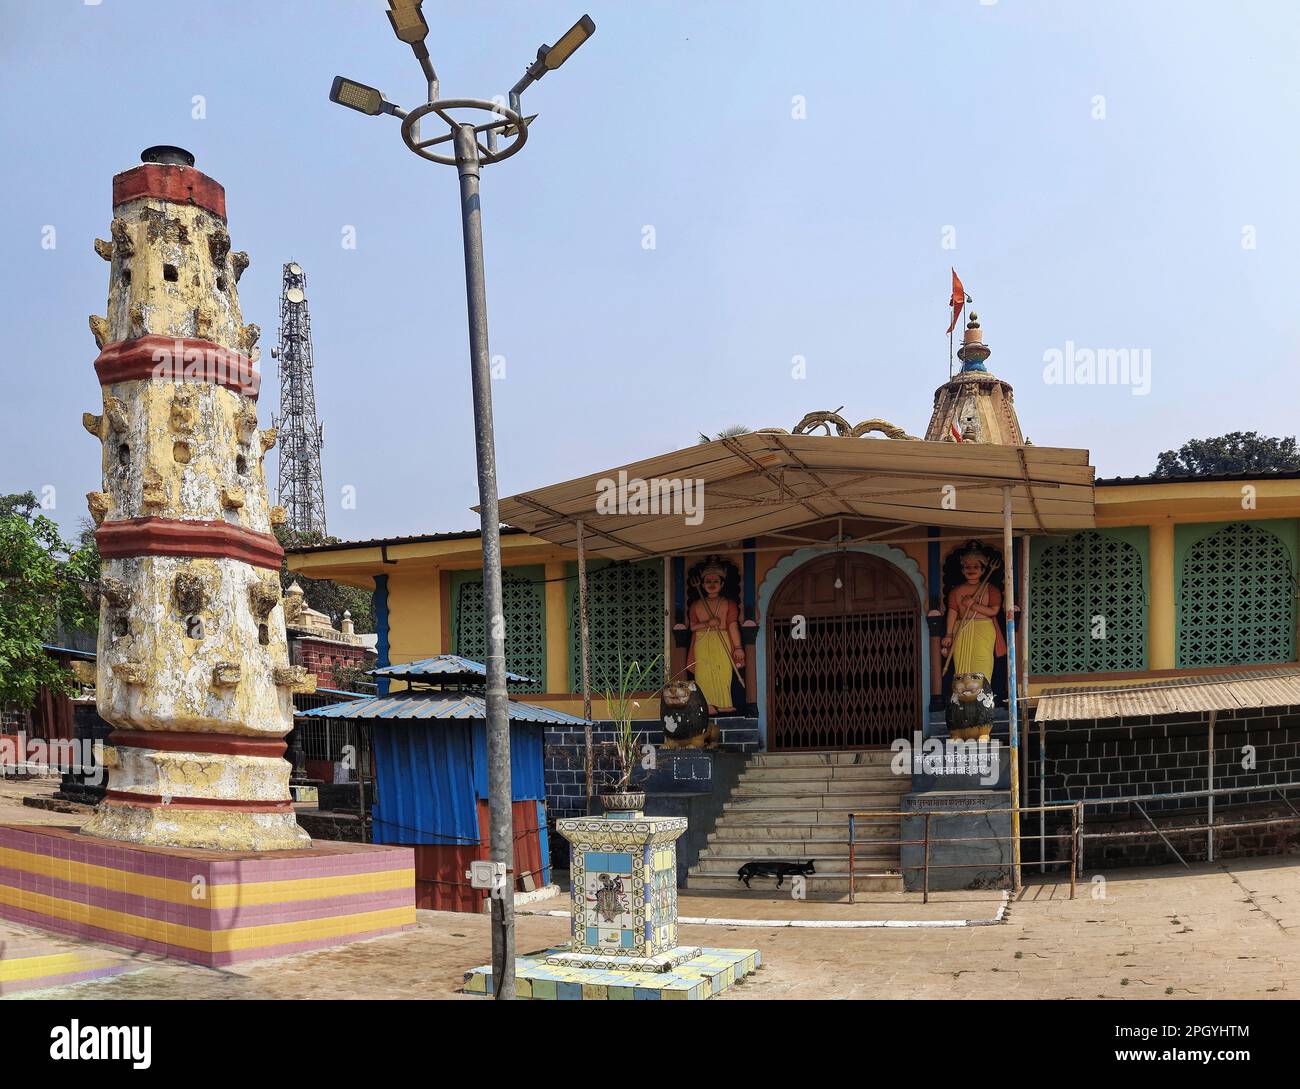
<box><xmin>465</xmin><ymin>810</ymin><xmax>759</xmax><ymax>999</ymax></box>
<box><xmin>465</xmin><ymin>946</ymin><xmax>760</xmax><ymax>1000</ymax></box>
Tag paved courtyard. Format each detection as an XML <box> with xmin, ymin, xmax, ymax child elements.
<box><xmin>7</xmin><ymin>849</ymin><xmax>1300</xmax><ymax>1000</ymax></box>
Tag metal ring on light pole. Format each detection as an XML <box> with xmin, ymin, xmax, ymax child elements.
<box><xmin>400</xmin><ymin>98</ymin><xmax>528</xmax><ymax>165</ymax></box>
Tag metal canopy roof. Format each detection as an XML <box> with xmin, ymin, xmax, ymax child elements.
<box><xmin>1035</xmin><ymin>668</ymin><xmax>1300</xmax><ymax>722</ymax></box>
<box><xmin>298</xmin><ymin>690</ymin><xmax>591</xmax><ymax>725</ymax></box>
<box><xmin>496</xmin><ymin>432</ymin><xmax>1095</xmax><ymax>560</ymax></box>
<box><xmin>369</xmin><ymin>654</ymin><xmax>536</xmax><ymax>684</ymax></box>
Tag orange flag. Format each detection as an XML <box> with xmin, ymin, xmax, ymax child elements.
<box><xmin>946</xmin><ymin>268</ymin><xmax>966</xmax><ymax>335</ymax></box>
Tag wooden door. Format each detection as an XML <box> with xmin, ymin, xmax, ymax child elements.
<box><xmin>767</xmin><ymin>553</ymin><xmax>921</xmax><ymax>749</ymax></box>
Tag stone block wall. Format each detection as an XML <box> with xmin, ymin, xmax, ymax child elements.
<box><xmin>1024</xmin><ymin>703</ymin><xmax>1300</xmax><ymax>868</ymax></box>
<box><xmin>543</xmin><ymin>715</ymin><xmax>760</xmax><ymax>867</ymax></box>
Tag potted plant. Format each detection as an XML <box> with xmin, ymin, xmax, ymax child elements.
<box><xmin>599</xmin><ymin>655</ymin><xmax>661</xmax><ymax>816</ymax></box>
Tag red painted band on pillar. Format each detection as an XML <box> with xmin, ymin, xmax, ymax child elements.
<box><xmin>112</xmin><ymin>163</ymin><xmax>227</xmax><ymax>221</ymax></box>
<box><xmin>94</xmin><ymin>335</ymin><xmax>259</xmax><ymax>399</ymax></box>
<box><xmin>108</xmin><ymin>731</ymin><xmax>287</xmax><ymax>758</ymax></box>
<box><xmin>95</xmin><ymin>517</ymin><xmax>284</xmax><ymax>570</ymax></box>
<box><xmin>104</xmin><ymin>791</ymin><xmax>294</xmax><ymax>812</ymax></box>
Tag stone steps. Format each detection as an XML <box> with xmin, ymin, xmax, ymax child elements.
<box><xmin>693</xmin><ymin>854</ymin><xmax>895</xmax><ymax>876</ymax></box>
<box><xmin>744</xmin><ymin>751</ymin><xmax>895</xmax><ymax>767</ymax></box>
<box><xmin>716</xmin><ymin>807</ymin><xmax>900</xmax><ymax>825</ymax></box>
<box><xmin>699</xmin><ymin>839</ymin><xmax>874</xmax><ymax>859</ymax></box>
<box><xmin>685</xmin><ymin>747</ymin><xmax>909</xmax><ymax>896</ymax></box>
<box><xmin>723</xmin><ymin>794</ymin><xmax>906</xmax><ymax>812</ymax></box>
<box><xmin>707</xmin><ymin>822</ymin><xmax>898</xmax><ymax>842</ymax></box>
<box><xmin>731</xmin><ymin>778</ymin><xmax>907</xmax><ymax>797</ymax></box>
<box><xmin>685</xmin><ymin>872</ymin><xmax>901</xmax><ymax>893</ymax></box>
<box><xmin>743</xmin><ymin>769</ymin><xmax>904</xmax><ymax>784</ymax></box>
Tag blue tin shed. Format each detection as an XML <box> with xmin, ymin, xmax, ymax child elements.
<box><xmin>305</xmin><ymin>656</ymin><xmax>590</xmax><ymax>911</ymax></box>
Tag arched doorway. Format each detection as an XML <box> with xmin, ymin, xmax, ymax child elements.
<box><xmin>766</xmin><ymin>552</ymin><xmax>922</xmax><ymax>750</ymax></box>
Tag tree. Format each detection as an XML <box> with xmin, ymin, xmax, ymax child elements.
<box><xmin>697</xmin><ymin>424</ymin><xmax>752</xmax><ymax>445</ymax></box>
<box><xmin>0</xmin><ymin>492</ymin><xmax>99</xmax><ymax>710</ymax></box>
<box><xmin>330</xmin><ymin>660</ymin><xmax>376</xmax><ymax>694</ymax></box>
<box><xmin>1153</xmin><ymin>432</ymin><xmax>1300</xmax><ymax>478</ymax></box>
<box><xmin>273</xmin><ymin>526</ymin><xmax>374</xmax><ymax>633</ymax></box>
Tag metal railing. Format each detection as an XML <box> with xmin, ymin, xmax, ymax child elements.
<box><xmin>848</xmin><ymin>803</ymin><xmax>1084</xmax><ymax>903</ymax></box>
<box><xmin>846</xmin><ymin>784</ymin><xmax>1300</xmax><ymax>905</ymax></box>
<box><xmin>1072</xmin><ymin>782</ymin><xmax>1300</xmax><ymax>870</ymax></box>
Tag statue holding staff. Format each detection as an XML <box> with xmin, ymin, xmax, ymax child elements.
<box><xmin>686</xmin><ymin>558</ymin><xmax>745</xmax><ymax>714</ymax></box>
<box><xmin>940</xmin><ymin>543</ymin><xmax>1006</xmax><ymax>684</ymax></box>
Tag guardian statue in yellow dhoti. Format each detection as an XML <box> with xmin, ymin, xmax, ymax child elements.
<box><xmin>940</xmin><ymin>544</ymin><xmax>1006</xmax><ymax>684</ymax></box>
<box><xmin>687</xmin><ymin>560</ymin><xmax>745</xmax><ymax>715</ymax></box>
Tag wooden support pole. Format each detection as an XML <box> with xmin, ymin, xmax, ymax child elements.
<box><xmin>1207</xmin><ymin>709</ymin><xmax>1217</xmax><ymax>863</ymax></box>
<box><xmin>576</xmin><ymin>520</ymin><xmax>593</xmax><ymax>804</ymax></box>
<box><xmin>1019</xmin><ymin>532</ymin><xmax>1031</xmax><ymax>869</ymax></box>
<box><xmin>1002</xmin><ymin>487</ymin><xmax>1022</xmax><ymax>892</ymax></box>
<box><xmin>1070</xmin><ymin>805</ymin><xmax>1079</xmax><ymax>898</ymax></box>
<box><xmin>1039</xmin><ymin>717</ymin><xmax>1047</xmax><ymax>874</ymax></box>
<box><xmin>923</xmin><ymin>812</ymin><xmax>931</xmax><ymax>905</ymax></box>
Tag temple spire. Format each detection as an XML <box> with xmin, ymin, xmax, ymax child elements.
<box><xmin>924</xmin><ymin>310</ymin><xmax>1025</xmax><ymax>445</ymax></box>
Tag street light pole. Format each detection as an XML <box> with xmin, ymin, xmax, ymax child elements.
<box><xmin>328</xmin><ymin>4</ymin><xmax>596</xmax><ymax>1001</ymax></box>
<box><xmin>454</xmin><ymin>122</ymin><xmax>515</xmax><ymax>996</ymax></box>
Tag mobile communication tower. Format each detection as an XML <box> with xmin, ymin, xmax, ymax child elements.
<box><xmin>271</xmin><ymin>261</ymin><xmax>327</xmax><ymax>536</ymax></box>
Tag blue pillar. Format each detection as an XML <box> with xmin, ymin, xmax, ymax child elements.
<box><xmin>927</xmin><ymin>527</ymin><xmax>943</xmax><ymax>714</ymax></box>
<box><xmin>926</xmin><ymin>527</ymin><xmax>941</xmax><ymax>610</ymax></box>
<box><xmin>742</xmin><ymin>538</ymin><xmax>756</xmax><ymax>621</ymax></box>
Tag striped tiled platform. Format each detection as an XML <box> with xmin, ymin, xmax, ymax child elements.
<box><xmin>0</xmin><ymin>919</ymin><xmax>137</xmax><ymax>997</ymax></box>
<box><xmin>464</xmin><ymin>946</ymin><xmax>760</xmax><ymax>1000</ymax></box>
<box><xmin>0</xmin><ymin>824</ymin><xmax>415</xmax><ymax>967</ymax></box>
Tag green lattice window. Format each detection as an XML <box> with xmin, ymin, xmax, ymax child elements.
<box><xmin>1030</xmin><ymin>529</ymin><xmax>1148</xmax><ymax>675</ymax></box>
<box><xmin>1176</xmin><ymin>520</ymin><xmax>1297</xmax><ymax>668</ymax></box>
<box><xmin>450</xmin><ymin>565</ymin><xmax>546</xmax><ymax>693</ymax></box>
<box><xmin>566</xmin><ymin>560</ymin><xmax>664</xmax><ymax>692</ymax></box>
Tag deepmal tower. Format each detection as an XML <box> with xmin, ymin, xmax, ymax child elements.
<box><xmin>83</xmin><ymin>146</ymin><xmax>314</xmax><ymax>851</ymax></box>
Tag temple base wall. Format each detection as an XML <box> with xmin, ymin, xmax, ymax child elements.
<box><xmin>0</xmin><ymin>824</ymin><xmax>415</xmax><ymax>967</ymax></box>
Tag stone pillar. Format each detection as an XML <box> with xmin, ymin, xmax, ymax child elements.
<box><xmin>80</xmin><ymin>147</ymin><xmax>313</xmax><ymax>851</ymax></box>
<box><xmin>551</xmin><ymin>812</ymin><xmax>698</xmax><ymax>971</ymax></box>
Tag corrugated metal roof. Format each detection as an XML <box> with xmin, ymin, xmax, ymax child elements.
<box><xmin>41</xmin><ymin>643</ymin><xmax>97</xmax><ymax>661</ymax></box>
<box><xmin>1096</xmin><ymin>469</ymin><xmax>1300</xmax><ymax>486</ymax></box>
<box><xmin>1035</xmin><ymin>667</ymin><xmax>1300</xmax><ymax>722</ymax></box>
<box><xmin>284</xmin><ymin>527</ymin><xmax>524</xmax><ymax>555</ymax></box>
<box><xmin>297</xmin><ymin>690</ymin><xmax>591</xmax><ymax>725</ymax></box>
<box><xmin>369</xmin><ymin>655</ymin><xmax>535</xmax><ymax>684</ymax></box>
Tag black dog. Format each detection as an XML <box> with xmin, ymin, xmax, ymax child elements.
<box><xmin>736</xmin><ymin>860</ymin><xmax>815</xmax><ymax>889</ymax></box>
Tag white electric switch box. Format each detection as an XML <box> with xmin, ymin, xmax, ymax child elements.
<box><xmin>467</xmin><ymin>860</ymin><xmax>505</xmax><ymax>890</ymax></box>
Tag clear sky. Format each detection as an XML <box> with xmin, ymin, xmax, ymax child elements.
<box><xmin>4</xmin><ymin>1</ymin><xmax>1299</xmax><ymax>542</ymax></box>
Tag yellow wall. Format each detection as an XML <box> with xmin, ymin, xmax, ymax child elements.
<box><xmin>386</xmin><ymin>568</ymin><xmax>441</xmax><ymax>666</ymax></box>
<box><xmin>544</xmin><ymin>561</ymin><xmax>569</xmax><ymax>693</ymax></box>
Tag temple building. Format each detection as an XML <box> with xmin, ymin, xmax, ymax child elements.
<box><xmin>282</xmin><ymin>581</ymin><xmax>375</xmax><ymax>689</ymax></box>
<box><xmin>289</xmin><ymin>312</ymin><xmax>1300</xmax><ymax>887</ymax></box>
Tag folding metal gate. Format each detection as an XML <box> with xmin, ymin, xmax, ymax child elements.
<box><xmin>767</xmin><ymin>553</ymin><xmax>921</xmax><ymax>750</ymax></box>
